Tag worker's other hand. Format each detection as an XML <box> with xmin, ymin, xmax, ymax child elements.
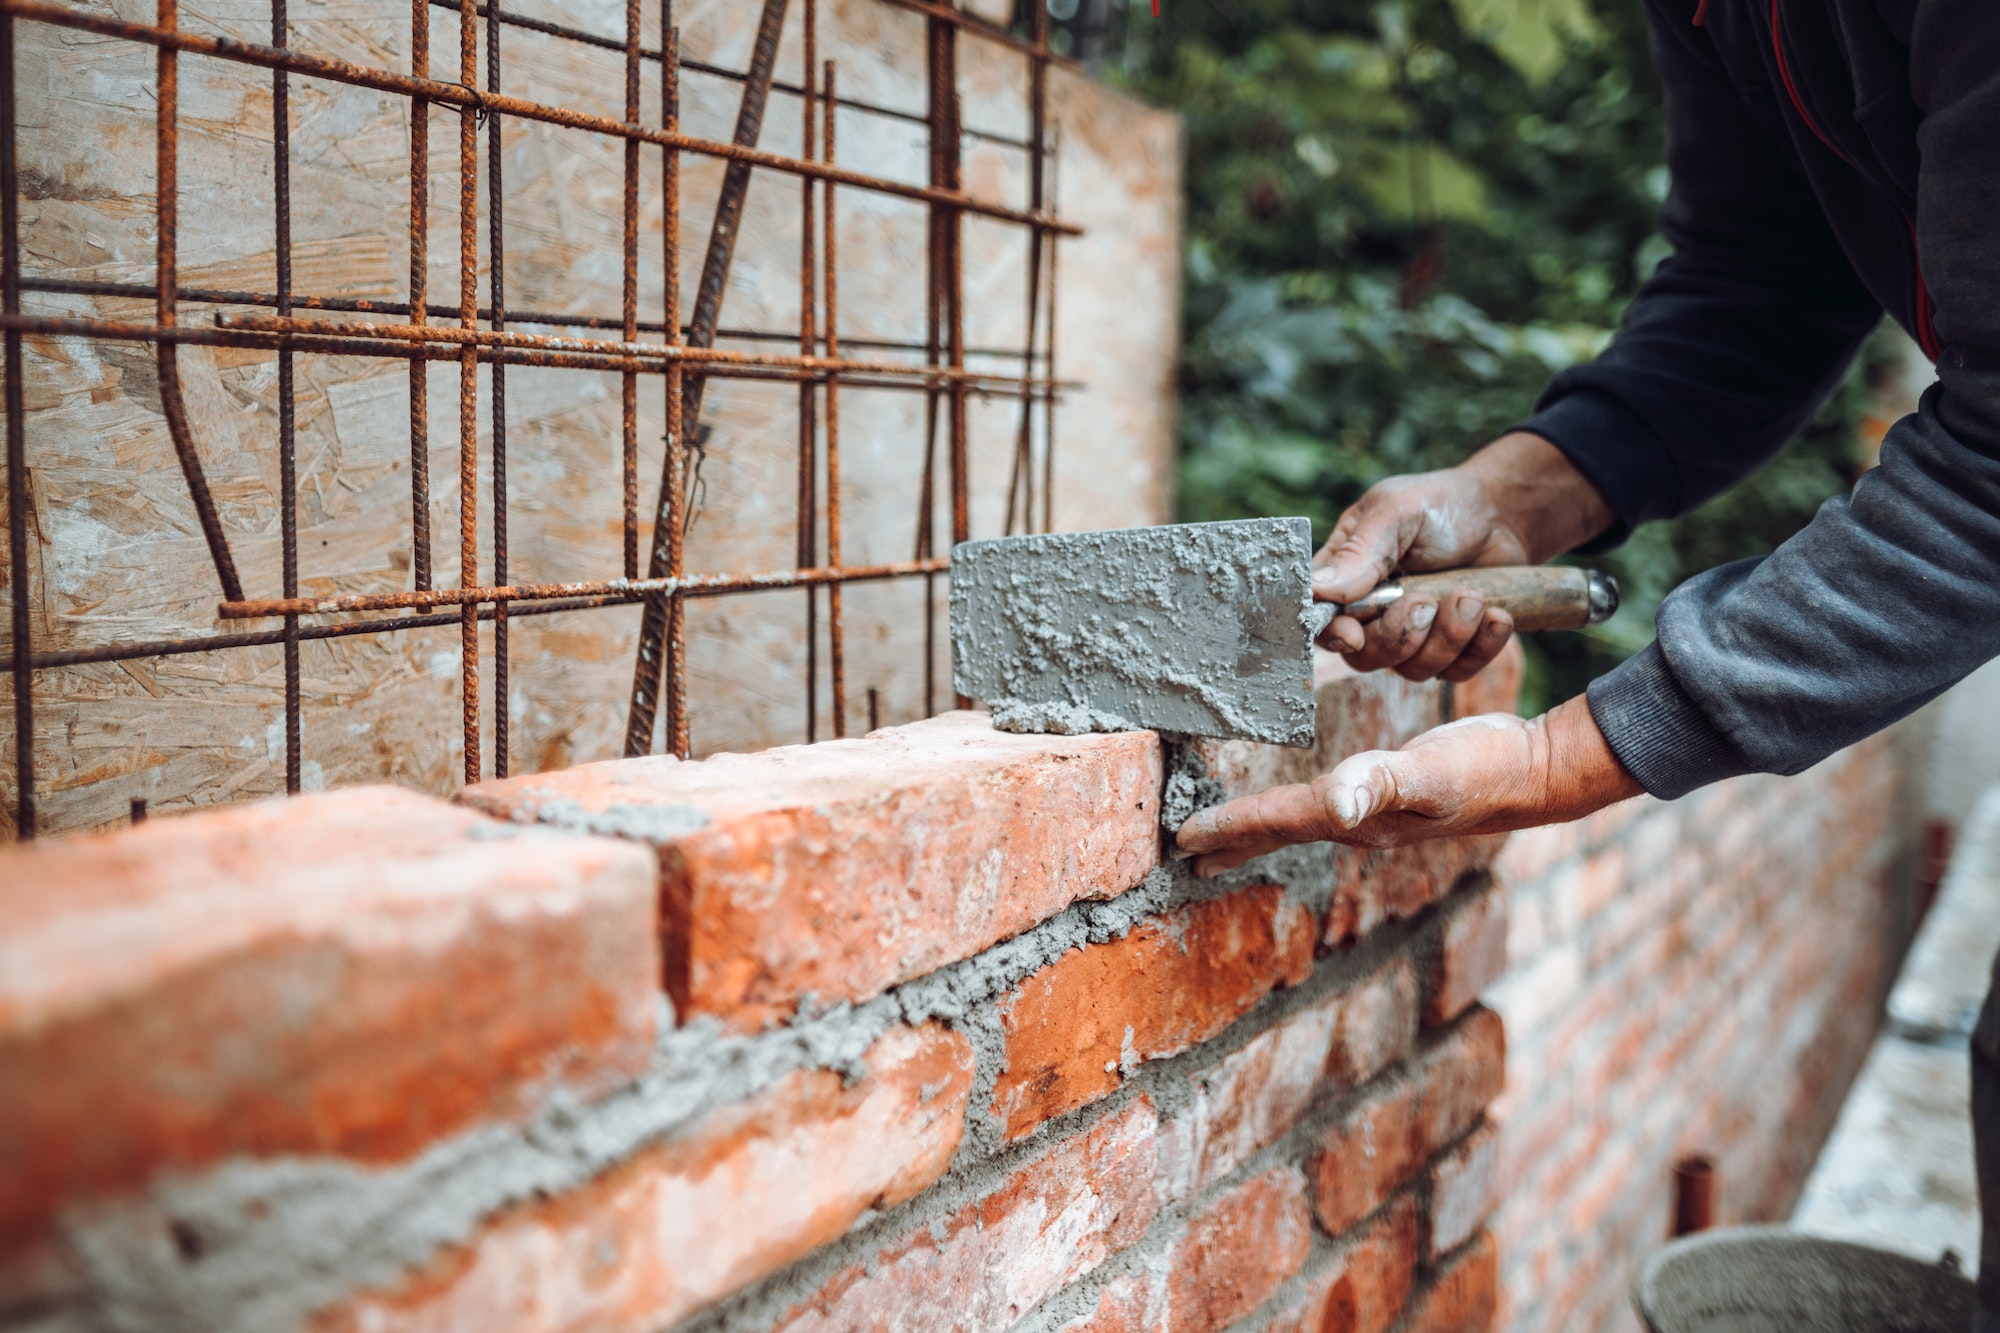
<box><xmin>1173</xmin><ymin>695</ymin><xmax>1642</xmax><ymax>876</ymax></box>
<box><xmin>1313</xmin><ymin>431</ymin><xmax>1614</xmax><ymax>682</ymax></box>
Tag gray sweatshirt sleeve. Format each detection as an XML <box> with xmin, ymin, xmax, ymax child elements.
<box><xmin>1585</xmin><ymin>3</ymin><xmax>2000</xmax><ymax>799</ymax></box>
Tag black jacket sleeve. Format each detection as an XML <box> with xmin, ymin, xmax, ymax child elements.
<box><xmin>1518</xmin><ymin>3</ymin><xmax>1882</xmax><ymax>536</ymax></box>
<box><xmin>1531</xmin><ymin>0</ymin><xmax>2000</xmax><ymax>798</ymax></box>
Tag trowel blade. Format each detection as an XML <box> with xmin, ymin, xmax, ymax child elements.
<box><xmin>949</xmin><ymin>517</ymin><xmax>1321</xmax><ymax>747</ymax></box>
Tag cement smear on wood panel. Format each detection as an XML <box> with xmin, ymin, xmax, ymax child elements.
<box><xmin>951</xmin><ymin>518</ymin><xmax>1321</xmax><ymax>748</ymax></box>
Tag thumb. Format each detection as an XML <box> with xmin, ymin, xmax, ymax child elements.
<box><xmin>1312</xmin><ymin>502</ymin><xmax>1411</xmax><ymax>605</ymax></box>
<box><xmin>1317</xmin><ymin>750</ymin><xmax>1406</xmax><ymax>829</ymax></box>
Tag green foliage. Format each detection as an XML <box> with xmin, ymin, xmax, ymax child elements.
<box><xmin>1057</xmin><ymin>0</ymin><xmax>1889</xmax><ymax>714</ymax></box>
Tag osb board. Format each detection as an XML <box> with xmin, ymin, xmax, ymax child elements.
<box><xmin>0</xmin><ymin>0</ymin><xmax>1181</xmax><ymax>837</ymax></box>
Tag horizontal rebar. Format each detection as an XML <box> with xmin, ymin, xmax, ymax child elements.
<box><xmin>1</xmin><ymin>0</ymin><xmax>1079</xmax><ymax>236</ymax></box>
<box><xmin>0</xmin><ymin>594</ymin><xmax>628</xmax><ymax>673</ymax></box>
<box><xmin>23</xmin><ymin>276</ymin><xmax>1051</xmax><ymax>364</ymax></box>
<box><xmin>424</xmin><ymin>0</ymin><xmax>1042</xmax><ymax>151</ymax></box>
<box><xmin>216</xmin><ymin>557</ymin><xmax>952</xmax><ymax>619</ymax></box>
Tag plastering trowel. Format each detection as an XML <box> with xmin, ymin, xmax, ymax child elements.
<box><xmin>949</xmin><ymin>517</ymin><xmax>1616</xmax><ymax>747</ymax></box>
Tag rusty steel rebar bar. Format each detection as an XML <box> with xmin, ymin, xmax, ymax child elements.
<box><xmin>1672</xmin><ymin>1155</ymin><xmax>1717</xmax><ymax>1237</ymax></box>
<box><xmin>486</xmin><ymin>0</ymin><xmax>509</xmax><ymax>777</ymax></box>
<box><xmin>456</xmin><ymin>0</ymin><xmax>479</xmax><ymax>783</ymax></box>
<box><xmin>798</xmin><ymin>0</ymin><xmax>818</xmax><ymax>743</ymax></box>
<box><xmin>274</xmin><ymin>0</ymin><xmax>300</xmax><ymax>794</ymax></box>
<box><xmin>822</xmin><ymin>58</ymin><xmax>844</xmax><ymax>738</ymax></box>
<box><xmin>2</xmin><ymin>0</ymin><xmax>1079</xmax><ymax>835</ymax></box>
<box><xmin>409</xmin><ymin>0</ymin><xmax>431</xmax><ymax>592</ymax></box>
<box><xmin>3</xmin><ymin>5</ymin><xmax>27</xmax><ymax>837</ymax></box>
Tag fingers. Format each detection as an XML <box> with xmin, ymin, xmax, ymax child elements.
<box><xmin>1176</xmin><ymin>782</ymin><xmax>1342</xmax><ymax>857</ymax></box>
<box><xmin>1312</xmin><ymin>493</ymin><xmax>1413</xmax><ymax>606</ymax></box>
<box><xmin>1394</xmin><ymin>591</ymin><xmax>1487</xmax><ymax>681</ymax></box>
<box><xmin>1340</xmin><ymin>594</ymin><xmax>1438</xmax><ymax>673</ymax></box>
<box><xmin>1316</xmin><ymin>614</ymin><xmax>1366</xmax><ymax>654</ymax></box>
<box><xmin>1440</xmin><ymin>608</ymin><xmax>1515</xmax><ymax>683</ymax></box>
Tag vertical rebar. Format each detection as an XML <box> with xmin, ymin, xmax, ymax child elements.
<box><xmin>1672</xmin><ymin>1155</ymin><xmax>1717</xmax><ymax>1237</ymax></box>
<box><xmin>154</xmin><ymin>0</ymin><xmax>242</xmax><ymax>606</ymax></box>
<box><xmin>457</xmin><ymin>0</ymin><xmax>479</xmax><ymax>783</ymax></box>
<box><xmin>660</xmin><ymin>14</ymin><xmax>687</xmax><ymax>760</ymax></box>
<box><xmin>1042</xmin><ymin>122</ymin><xmax>1061</xmax><ymax>535</ymax></box>
<box><xmin>917</xmin><ymin>14</ymin><xmax>946</xmax><ymax>719</ymax></box>
<box><xmin>821</xmin><ymin>59</ymin><xmax>843</xmax><ymax>738</ymax></box>
<box><xmin>408</xmin><ymin>0</ymin><xmax>431</xmax><ymax>591</ymax></box>
<box><xmin>1</xmin><ymin>10</ymin><xmax>29</xmax><ymax>839</ymax></box>
<box><xmin>797</xmin><ymin>0</ymin><xmax>817</xmax><ymax>742</ymax></box>
<box><xmin>1005</xmin><ymin>3</ymin><xmax>1048</xmax><ymax>538</ymax></box>
<box><xmin>274</xmin><ymin>0</ymin><xmax>301</xmax><ymax>795</ymax></box>
<box><xmin>664</xmin><ymin>358</ymin><xmax>687</xmax><ymax>758</ymax></box>
<box><xmin>486</xmin><ymin>0</ymin><xmax>508</xmax><ymax>777</ymax></box>
<box><xmin>941</xmin><ymin>35</ymin><xmax>968</xmax><ymax>709</ymax></box>
<box><xmin>626</xmin><ymin>0</ymin><xmax>790</xmax><ymax>758</ymax></box>
<box><xmin>620</xmin><ymin>0</ymin><xmax>640</xmax><ymax>582</ymax></box>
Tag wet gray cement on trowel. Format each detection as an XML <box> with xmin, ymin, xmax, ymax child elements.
<box><xmin>951</xmin><ymin>517</ymin><xmax>1322</xmax><ymax>748</ymax></box>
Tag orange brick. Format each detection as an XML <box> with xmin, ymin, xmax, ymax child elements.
<box><xmin>1428</xmin><ymin>1121</ymin><xmax>1498</xmax><ymax>1259</ymax></box>
<box><xmin>1446</xmin><ymin>638</ymin><xmax>1524</xmax><ymax>722</ymax></box>
<box><xmin>1426</xmin><ymin>881</ymin><xmax>1508</xmax><ymax>1027</ymax></box>
<box><xmin>1324</xmin><ymin>835</ymin><xmax>1507</xmax><ymax>947</ymax></box>
<box><xmin>0</xmin><ymin>788</ymin><xmax>657</xmax><ymax>1257</ymax></box>
<box><xmin>1055</xmin><ymin>1273</ymin><xmax>1159</xmax><ymax>1333</ymax></box>
<box><xmin>994</xmin><ymin>884</ymin><xmax>1316</xmax><ymax>1140</ymax></box>
<box><xmin>460</xmin><ymin>711</ymin><xmax>1163</xmax><ymax>1031</ymax></box>
<box><xmin>313</xmin><ymin>1023</ymin><xmax>974</xmax><ymax>1333</ymax></box>
<box><xmin>1165</xmin><ymin>1168</ymin><xmax>1315</xmax><ymax>1333</ymax></box>
<box><xmin>1267</xmin><ymin>1193</ymin><xmax>1420</xmax><ymax>1333</ymax></box>
<box><xmin>1401</xmin><ymin>1232</ymin><xmax>1498</xmax><ymax>1333</ymax></box>
<box><xmin>1308</xmin><ymin>1009</ymin><xmax>1504</xmax><ymax>1235</ymax></box>
<box><xmin>772</xmin><ymin>1096</ymin><xmax>1163</xmax><ymax>1332</ymax></box>
<box><xmin>1160</xmin><ymin>961</ymin><xmax>1418</xmax><ymax>1198</ymax></box>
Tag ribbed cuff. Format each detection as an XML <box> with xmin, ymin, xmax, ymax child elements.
<box><xmin>1585</xmin><ymin>642</ymin><xmax>1755</xmax><ymax>801</ymax></box>
<box><xmin>1515</xmin><ymin>388</ymin><xmax>1680</xmax><ymax>554</ymax></box>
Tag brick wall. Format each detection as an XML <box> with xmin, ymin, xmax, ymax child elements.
<box><xmin>0</xmin><ymin>652</ymin><xmax>1516</xmax><ymax>1333</ymax></box>
<box><xmin>1487</xmin><ymin>729</ymin><xmax>1914</xmax><ymax>1333</ymax></box>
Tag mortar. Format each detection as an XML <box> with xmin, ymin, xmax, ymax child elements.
<box><xmin>1634</xmin><ymin>1226</ymin><xmax>1976</xmax><ymax>1332</ymax></box>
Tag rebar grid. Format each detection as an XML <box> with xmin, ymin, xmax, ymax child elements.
<box><xmin>0</xmin><ymin>0</ymin><xmax>1076</xmax><ymax>839</ymax></box>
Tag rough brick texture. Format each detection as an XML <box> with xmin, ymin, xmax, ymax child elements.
<box><xmin>1488</xmin><ymin>732</ymin><xmax>1912</xmax><ymax>1333</ymax></box>
<box><xmin>1309</xmin><ymin>1008</ymin><xmax>1505</xmax><ymax>1236</ymax></box>
<box><xmin>9</xmin><ymin>671</ymin><xmax>1533</xmax><ymax>1333</ymax></box>
<box><xmin>461</xmin><ymin>711</ymin><xmax>1162</xmax><ymax>1030</ymax></box>
<box><xmin>993</xmin><ymin>883</ymin><xmax>1315</xmax><ymax>1140</ymax></box>
<box><xmin>771</xmin><ymin>1096</ymin><xmax>1163</xmax><ymax>1333</ymax></box>
<box><xmin>318</xmin><ymin>1024</ymin><xmax>975</xmax><ymax>1332</ymax></box>
<box><xmin>0</xmin><ymin>787</ymin><xmax>657</xmax><ymax>1257</ymax></box>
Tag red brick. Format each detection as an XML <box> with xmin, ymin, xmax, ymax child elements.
<box><xmin>1428</xmin><ymin>1120</ymin><xmax>1498</xmax><ymax>1260</ymax></box>
<box><xmin>994</xmin><ymin>885</ymin><xmax>1316</xmax><ymax>1140</ymax></box>
<box><xmin>1056</xmin><ymin>1273</ymin><xmax>1159</xmax><ymax>1333</ymax></box>
<box><xmin>314</xmin><ymin>1023</ymin><xmax>974</xmax><ymax>1332</ymax></box>
<box><xmin>1446</xmin><ymin>638</ymin><xmax>1524</xmax><ymax>723</ymax></box>
<box><xmin>1165</xmin><ymin>1168</ymin><xmax>1316</xmax><ymax>1333</ymax></box>
<box><xmin>0</xmin><ymin>787</ymin><xmax>657</xmax><ymax>1257</ymax></box>
<box><xmin>1160</xmin><ymin>961</ymin><xmax>1418</xmax><ymax>1199</ymax></box>
<box><xmin>1400</xmin><ymin>1232</ymin><xmax>1498</xmax><ymax>1333</ymax></box>
<box><xmin>1308</xmin><ymin>1009</ymin><xmax>1504</xmax><ymax>1235</ymax></box>
<box><xmin>772</xmin><ymin>1096</ymin><xmax>1163</xmax><ymax>1333</ymax></box>
<box><xmin>1267</xmin><ymin>1193</ymin><xmax>1421</xmax><ymax>1333</ymax></box>
<box><xmin>1324</xmin><ymin>834</ymin><xmax>1507</xmax><ymax>947</ymax></box>
<box><xmin>460</xmin><ymin>711</ymin><xmax>1163</xmax><ymax>1031</ymax></box>
<box><xmin>1426</xmin><ymin>881</ymin><xmax>1508</xmax><ymax>1027</ymax></box>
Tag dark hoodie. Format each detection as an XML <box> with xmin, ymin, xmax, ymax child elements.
<box><xmin>1516</xmin><ymin>0</ymin><xmax>2000</xmax><ymax>798</ymax></box>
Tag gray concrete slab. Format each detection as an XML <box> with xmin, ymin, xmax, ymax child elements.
<box><xmin>1790</xmin><ymin>786</ymin><xmax>2000</xmax><ymax>1269</ymax></box>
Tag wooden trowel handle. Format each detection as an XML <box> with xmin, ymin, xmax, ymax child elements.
<box><xmin>1339</xmin><ymin>566</ymin><xmax>1618</xmax><ymax>633</ymax></box>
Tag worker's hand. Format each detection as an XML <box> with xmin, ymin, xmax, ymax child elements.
<box><xmin>1313</xmin><ymin>432</ymin><xmax>1614</xmax><ymax>682</ymax></box>
<box><xmin>1173</xmin><ymin>695</ymin><xmax>1642</xmax><ymax>875</ymax></box>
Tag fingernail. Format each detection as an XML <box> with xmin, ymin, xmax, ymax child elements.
<box><xmin>1409</xmin><ymin>602</ymin><xmax>1436</xmax><ymax>631</ymax></box>
<box><xmin>1455</xmin><ymin>596</ymin><xmax>1482</xmax><ymax>626</ymax></box>
<box><xmin>1312</xmin><ymin>568</ymin><xmax>1342</xmax><ymax>597</ymax></box>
